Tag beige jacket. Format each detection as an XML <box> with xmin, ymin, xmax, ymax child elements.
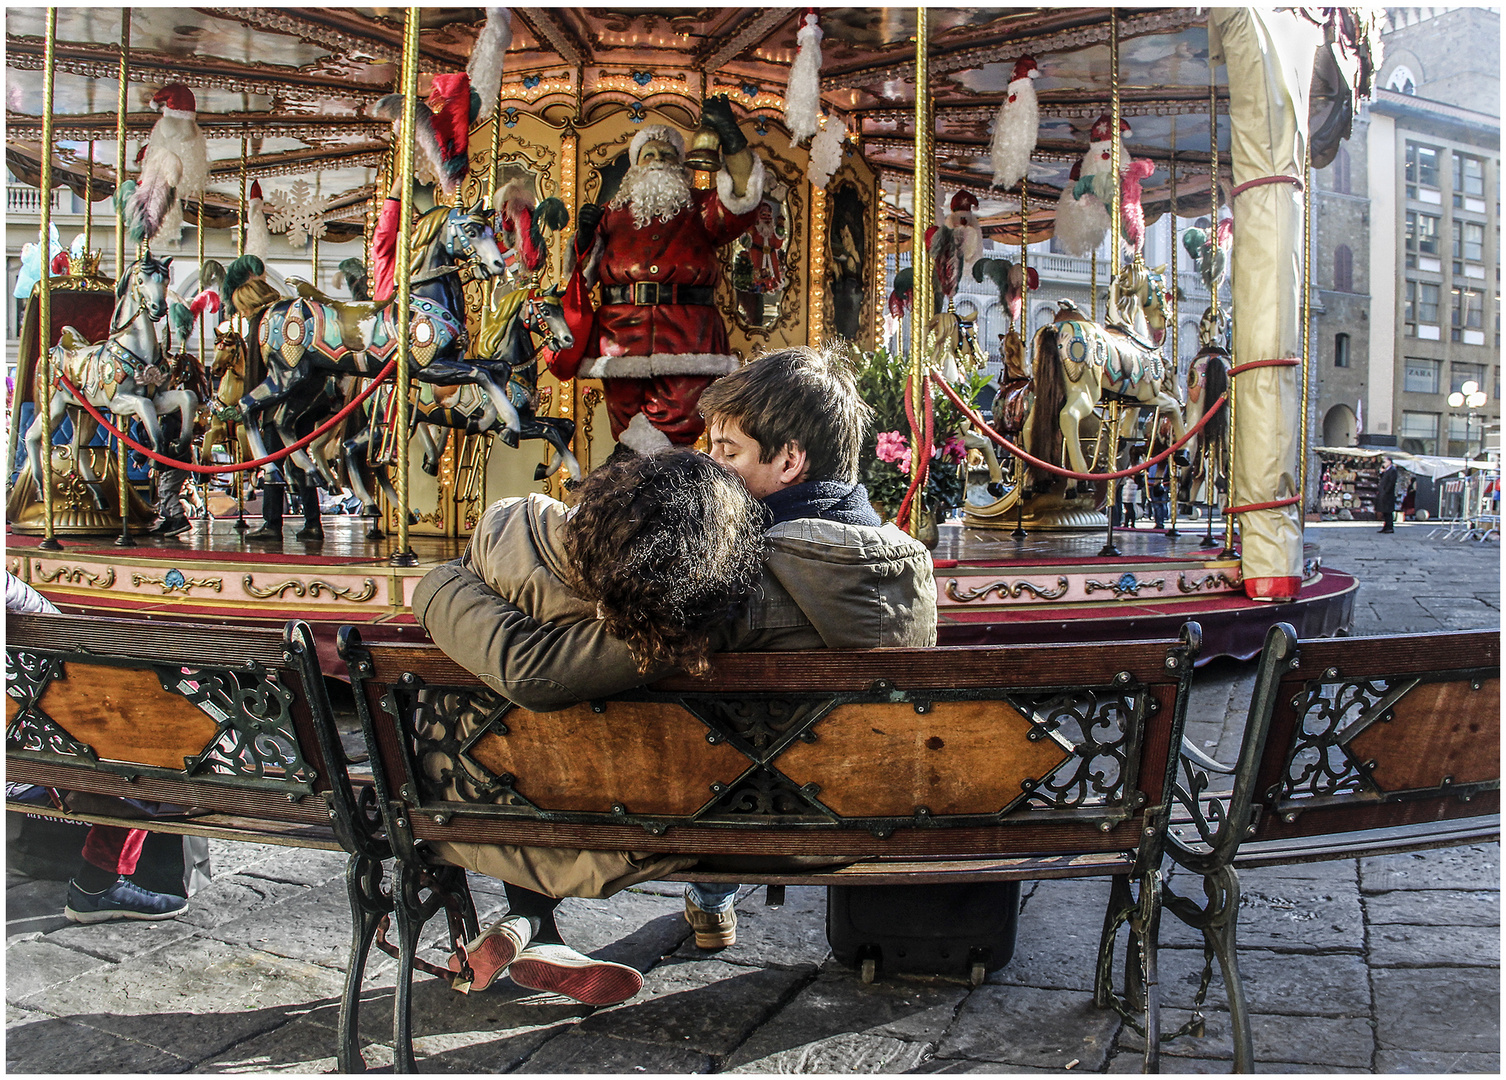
<box><xmin>410</xmin><ymin>492</ymin><xmax>937</xmax><ymax>897</ymax></box>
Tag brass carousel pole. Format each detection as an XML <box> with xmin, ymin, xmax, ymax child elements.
<box><xmin>37</xmin><ymin>7</ymin><xmax>62</xmax><ymax>551</ymax></box>
<box><xmin>1098</xmin><ymin>9</ymin><xmax>1122</xmax><ymax>559</ymax></box>
<box><xmin>390</xmin><ymin>6</ymin><xmax>421</xmax><ymax>567</ymax></box>
<box><xmin>113</xmin><ymin>10</ymin><xmax>134</xmax><ymax>548</ymax></box>
<box><xmin>84</xmin><ymin>140</ymin><xmax>94</xmax><ymax>251</ymax></box>
<box><xmin>1212</xmin><ymin>81</ymin><xmax>1236</xmax><ymax>558</ymax></box>
<box><xmin>233</xmin><ymin>138</ymin><xmax>249</xmax><ymax>530</ymax></box>
<box><xmin>1165</xmin><ymin>152</ymin><xmax>1180</xmax><ymax>538</ymax></box>
<box><xmin>1012</xmin><ymin>179</ymin><xmax>1029</xmax><ymax>540</ymax></box>
<box><xmin>908</xmin><ymin>6</ymin><xmax>933</xmax><ymax>538</ymax></box>
<box><xmin>1298</xmin><ymin>140</ymin><xmax>1313</xmax><ymax>537</ymax></box>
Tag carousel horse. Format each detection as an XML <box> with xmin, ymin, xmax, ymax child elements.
<box><xmin>1028</xmin><ymin>257</ymin><xmax>1186</xmax><ymax>495</ymax></box>
<box><xmin>236</xmin><ymin>202</ymin><xmax>514</xmax><ymax>486</ymax></box>
<box><xmin>201</xmin><ymin>327</ymin><xmax>252</xmax><ymax>466</ymax></box>
<box><xmin>23</xmin><ymin>252</ymin><xmax>198</xmax><ymax>509</ymax></box>
<box><xmin>340</xmin><ymin>284</ymin><xmax>582</xmax><ymax>516</ymax></box>
<box><xmin>1176</xmin><ymin>307</ymin><xmax>1231</xmax><ymax>507</ymax></box>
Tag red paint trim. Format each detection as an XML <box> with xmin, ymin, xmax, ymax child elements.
<box><xmin>1244</xmin><ymin>575</ymin><xmax>1301</xmax><ymax>601</ymax></box>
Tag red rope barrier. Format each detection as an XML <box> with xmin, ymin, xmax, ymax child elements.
<box><xmin>895</xmin><ymin>371</ymin><xmax>934</xmax><ymax>530</ymax></box>
<box><xmin>1231</xmin><ymin>174</ymin><xmax>1304</xmax><ymax>198</ymax></box>
<box><xmin>929</xmin><ymin>372</ymin><xmax>1227</xmax><ymax>483</ymax></box>
<box><xmin>1224</xmin><ymin>496</ymin><xmax>1301</xmax><ymax>515</ymax></box>
<box><xmin>1227</xmin><ymin>357</ymin><xmax>1300</xmax><ymax>376</ymax></box>
<box><xmin>53</xmin><ymin>358</ymin><xmax>398</xmax><ymax>475</ymax></box>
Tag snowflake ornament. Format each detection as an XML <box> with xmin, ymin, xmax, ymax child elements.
<box><xmin>265</xmin><ymin>179</ymin><xmax>332</xmax><ymax>248</ymax></box>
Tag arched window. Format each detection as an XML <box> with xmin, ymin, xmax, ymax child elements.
<box><xmin>1333</xmin><ymin>245</ymin><xmax>1353</xmax><ymax>292</ymax></box>
<box><xmin>1332</xmin><ymin>147</ymin><xmax>1351</xmax><ymax>195</ymax></box>
<box><xmin>1387</xmin><ymin>65</ymin><xmax>1417</xmax><ymax>96</ymax></box>
<box><xmin>1334</xmin><ymin>332</ymin><xmax>1350</xmax><ymax>368</ymax></box>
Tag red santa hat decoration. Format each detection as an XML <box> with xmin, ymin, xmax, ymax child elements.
<box><xmin>945</xmin><ymin>189</ymin><xmax>984</xmax><ymax>274</ymax></box>
<box><xmin>990</xmin><ymin>56</ymin><xmax>1039</xmax><ymax>190</ymax></box>
<box><xmin>121</xmin><ymin>82</ymin><xmax>208</xmax><ymax>244</ymax></box>
<box><xmin>373</xmin><ymin>72</ymin><xmax>476</xmax><ymax>195</ymax></box>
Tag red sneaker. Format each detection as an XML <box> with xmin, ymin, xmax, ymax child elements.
<box><xmin>507</xmin><ymin>943</ymin><xmax>643</xmax><ymax>1006</ymax></box>
<box><xmin>448</xmin><ymin>914</ymin><xmax>531</xmax><ymax>993</ymax></box>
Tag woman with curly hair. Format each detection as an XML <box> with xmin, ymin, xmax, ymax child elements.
<box><xmin>423</xmin><ymin>448</ymin><xmax>766</xmax><ymax>1005</ymax></box>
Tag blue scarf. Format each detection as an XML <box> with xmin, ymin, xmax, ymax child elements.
<box><xmin>763</xmin><ymin>480</ymin><xmax>882</xmax><ymax>528</ymax></box>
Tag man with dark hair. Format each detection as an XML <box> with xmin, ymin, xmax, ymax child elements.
<box><xmin>1376</xmin><ymin>456</ymin><xmax>1398</xmax><ymax>533</ymax></box>
<box><xmin>413</xmin><ymin>344</ymin><xmax>936</xmax><ymax>986</ymax></box>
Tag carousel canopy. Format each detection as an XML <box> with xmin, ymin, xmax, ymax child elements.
<box><xmin>5</xmin><ymin>7</ymin><xmax>1308</xmax><ymax>242</ymax></box>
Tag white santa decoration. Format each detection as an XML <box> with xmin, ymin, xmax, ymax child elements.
<box><xmin>990</xmin><ymin>56</ymin><xmax>1039</xmax><ymax>190</ymax></box>
<box><xmin>245</xmin><ymin>180</ymin><xmax>272</xmax><ymax>260</ymax></box>
<box><xmin>122</xmin><ymin>83</ymin><xmax>208</xmax><ymax>244</ymax></box>
<box><xmin>1053</xmin><ymin>113</ymin><xmax>1131</xmax><ymax>257</ymax></box>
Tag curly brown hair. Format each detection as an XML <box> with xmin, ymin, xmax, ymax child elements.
<box><xmin>563</xmin><ymin>449</ymin><xmax>766</xmax><ymax>676</ymax></box>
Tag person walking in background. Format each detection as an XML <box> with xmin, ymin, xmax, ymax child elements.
<box><xmin>1376</xmin><ymin>457</ymin><xmax>1398</xmax><ymax>533</ymax></box>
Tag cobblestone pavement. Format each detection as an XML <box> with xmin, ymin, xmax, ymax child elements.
<box><xmin>7</xmin><ymin>522</ymin><xmax>1499</xmax><ymax>1073</ymax></box>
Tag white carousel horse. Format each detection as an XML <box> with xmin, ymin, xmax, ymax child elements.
<box><xmin>1028</xmin><ymin>256</ymin><xmax>1186</xmax><ymax>493</ymax></box>
<box><xmin>24</xmin><ymin>252</ymin><xmax>198</xmax><ymax>509</ymax></box>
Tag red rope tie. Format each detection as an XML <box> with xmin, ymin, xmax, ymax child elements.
<box><xmin>1227</xmin><ymin>357</ymin><xmax>1301</xmax><ymax>376</ymax></box>
<box><xmin>53</xmin><ymin>358</ymin><xmax>398</xmax><ymax>475</ymax></box>
<box><xmin>1230</xmin><ymin>174</ymin><xmax>1304</xmax><ymax>198</ymax></box>
<box><xmin>1225</xmin><ymin>496</ymin><xmax>1301</xmax><ymax>515</ymax></box>
<box><xmin>929</xmin><ymin>372</ymin><xmax>1227</xmax><ymax>483</ymax></box>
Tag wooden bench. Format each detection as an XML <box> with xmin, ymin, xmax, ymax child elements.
<box><xmin>3</xmin><ymin>612</ymin><xmax>387</xmax><ymax>1073</ymax></box>
<box><xmin>338</xmin><ymin>621</ymin><xmax>1204</xmax><ymax>1073</ymax></box>
<box><xmin>1163</xmin><ymin>622</ymin><xmax>1501</xmax><ymax>1071</ymax></box>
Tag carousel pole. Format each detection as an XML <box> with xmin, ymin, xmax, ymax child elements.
<box><xmin>238</xmin><ymin>135</ymin><xmax>248</xmax><ymax>258</ymax></box>
<box><xmin>37</xmin><ymin>7</ymin><xmax>62</xmax><ymax>551</ymax></box>
<box><xmin>113</xmin><ymin>10</ymin><xmax>135</xmax><ymax>548</ymax></box>
<box><xmin>233</xmin><ymin>137</ymin><xmax>249</xmax><ymax>530</ymax></box>
<box><xmin>1012</xmin><ymin>179</ymin><xmax>1029</xmax><ymax>540</ymax></box>
<box><xmin>1212</xmin><ymin>81</ymin><xmax>1237</xmax><ymax>558</ymax></box>
<box><xmin>389</xmin><ymin>6</ymin><xmax>421</xmax><ymax>567</ymax></box>
<box><xmin>1097</xmin><ymin>9</ymin><xmax>1122</xmax><ymax>559</ymax></box>
<box><xmin>907</xmin><ymin>6</ymin><xmax>934</xmax><ymax>539</ymax></box>
<box><xmin>84</xmin><ymin>140</ymin><xmax>94</xmax><ymax>252</ymax></box>
<box><xmin>1298</xmin><ymin>140</ymin><xmax>1313</xmax><ymax>535</ymax></box>
<box><xmin>1165</xmin><ymin>153</ymin><xmax>1180</xmax><ymax>538</ymax></box>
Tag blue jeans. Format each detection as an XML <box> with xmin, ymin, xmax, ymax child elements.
<box><xmin>686</xmin><ymin>881</ymin><xmax>738</xmax><ymax>913</ymax></box>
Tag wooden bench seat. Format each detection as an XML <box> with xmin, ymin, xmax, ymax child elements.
<box><xmin>1163</xmin><ymin>623</ymin><xmax>1500</xmax><ymax>1072</ymax></box>
<box><xmin>339</xmin><ymin>622</ymin><xmax>1204</xmax><ymax>1073</ymax></box>
<box><xmin>4</xmin><ymin>613</ymin><xmax>386</xmax><ymax>1071</ymax></box>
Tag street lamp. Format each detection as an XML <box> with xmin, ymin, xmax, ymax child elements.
<box><xmin>1447</xmin><ymin>380</ymin><xmax>1488</xmax><ymax>458</ymax></box>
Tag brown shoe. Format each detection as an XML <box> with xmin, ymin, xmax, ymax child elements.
<box><xmin>684</xmin><ymin>896</ymin><xmax>736</xmax><ymax>949</ymax></box>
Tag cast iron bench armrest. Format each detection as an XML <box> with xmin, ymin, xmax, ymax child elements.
<box><xmin>1163</xmin><ymin>622</ymin><xmax>1501</xmax><ymax>1073</ymax></box>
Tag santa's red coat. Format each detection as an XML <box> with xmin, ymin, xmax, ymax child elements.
<box><xmin>578</xmin><ymin>189</ymin><xmax>758</xmax><ymax>380</ymax></box>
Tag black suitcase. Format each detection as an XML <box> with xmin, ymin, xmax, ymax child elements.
<box><xmin>827</xmin><ymin>881</ymin><xmax>1021</xmax><ymax>985</ymax></box>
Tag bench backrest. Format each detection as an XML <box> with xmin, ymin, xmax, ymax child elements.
<box><xmin>5</xmin><ymin>613</ymin><xmax>361</xmax><ymax>841</ymax></box>
<box><xmin>1170</xmin><ymin>622</ymin><xmax>1500</xmax><ymax>872</ymax></box>
<box><xmin>339</xmin><ymin>623</ymin><xmax>1201</xmax><ymax>863</ymax></box>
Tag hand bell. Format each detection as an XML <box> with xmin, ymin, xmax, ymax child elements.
<box><xmin>683</xmin><ymin>119</ymin><xmax>723</xmax><ymax>173</ymax></box>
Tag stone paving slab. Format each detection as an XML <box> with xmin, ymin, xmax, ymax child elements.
<box><xmin>1373</xmin><ymin>1049</ymin><xmax>1504</xmax><ymax>1073</ymax></box>
<box><xmin>1363</xmin><ymin>888</ymin><xmax>1500</xmax><ymax>925</ymax></box>
<box><xmin>7</xmin><ymin>1012</ymin><xmax>193</xmax><ymax>1073</ymax></box>
<box><xmin>936</xmin><ymin>985</ymin><xmax>1123</xmax><ymax>1071</ymax></box>
<box><xmin>670</xmin><ymin>883</ymin><xmax>833</xmax><ymax>969</ymax></box>
<box><xmin>517</xmin><ymin>1030</ymin><xmax>714</xmax><ymax>1073</ymax></box>
<box><xmin>989</xmin><ymin>878</ymin><xmax>1116</xmax><ymax>993</ymax></box>
<box><xmin>1372</xmin><ymin>967</ymin><xmax>1500</xmax><ymax>1053</ymax></box>
<box><xmin>1157</xmin><ymin>871</ymin><xmax>1365</xmax><ymax>953</ymax></box>
<box><xmin>1368</xmin><ymin>922</ymin><xmax>1500</xmax><ymax>967</ymax></box>
<box><xmin>1360</xmin><ymin>845</ymin><xmax>1502</xmax><ymax>893</ymax></box>
<box><xmin>1157</xmin><ymin>946</ymin><xmax>1371</xmax><ymax>1017</ymax></box>
<box><xmin>1117</xmin><ymin>1007</ymin><xmax>1377</xmax><ymax>1068</ymax></box>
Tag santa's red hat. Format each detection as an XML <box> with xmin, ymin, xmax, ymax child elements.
<box><xmin>1090</xmin><ymin>114</ymin><xmax>1132</xmax><ymax>143</ymax></box>
<box><xmin>950</xmin><ymin>189</ymin><xmax>980</xmax><ymax>213</ymax></box>
<box><xmin>1010</xmin><ymin>56</ymin><xmax>1039</xmax><ymax>83</ymax></box>
<box><xmin>151</xmin><ymin>83</ymin><xmax>196</xmax><ymax>116</ymax></box>
<box><xmin>629</xmin><ymin>124</ymin><xmax>686</xmax><ymax>166</ymax></box>
<box><xmin>249</xmin><ymin>180</ymin><xmax>263</xmax><ymax>201</ymax></box>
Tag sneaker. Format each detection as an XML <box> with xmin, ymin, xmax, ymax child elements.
<box><xmin>151</xmin><ymin>515</ymin><xmax>191</xmax><ymax>537</ymax></box>
<box><xmin>447</xmin><ymin>914</ymin><xmax>532</xmax><ymax>994</ymax></box>
<box><xmin>64</xmin><ymin>876</ymin><xmax>188</xmax><ymax>924</ymax></box>
<box><xmin>683</xmin><ymin>896</ymin><xmax>737</xmax><ymax>949</ymax></box>
<box><xmin>507</xmin><ymin>943</ymin><xmax>643</xmax><ymax>1006</ymax></box>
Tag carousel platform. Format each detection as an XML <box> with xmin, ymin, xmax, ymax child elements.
<box><xmin>8</xmin><ymin>514</ymin><xmax>1356</xmax><ymax>672</ymax></box>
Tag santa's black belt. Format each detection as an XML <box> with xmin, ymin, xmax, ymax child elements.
<box><xmin>603</xmin><ymin>283</ymin><xmax>714</xmax><ymax>306</ymax></box>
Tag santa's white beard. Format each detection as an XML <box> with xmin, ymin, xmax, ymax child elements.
<box><xmin>611</xmin><ymin>162</ymin><xmax>693</xmax><ymax>229</ymax></box>
<box><xmin>149</xmin><ymin>110</ymin><xmax>208</xmax><ymax>198</ymax></box>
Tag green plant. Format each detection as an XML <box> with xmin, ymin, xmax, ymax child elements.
<box><xmin>853</xmin><ymin>346</ymin><xmax>990</xmax><ymax>521</ymax></box>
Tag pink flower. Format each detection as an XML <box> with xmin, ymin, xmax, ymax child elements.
<box><xmin>938</xmin><ymin>435</ymin><xmax>966</xmax><ymax>463</ymax></box>
<box><xmin>875</xmin><ymin>430</ymin><xmax>910</xmax><ymax>467</ymax></box>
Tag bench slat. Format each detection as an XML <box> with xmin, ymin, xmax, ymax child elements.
<box><xmin>662</xmin><ymin>850</ymin><xmax>1135</xmax><ymax>886</ymax></box>
<box><xmin>5</xmin><ymin>800</ymin><xmax>343</xmax><ymax>851</ymax></box>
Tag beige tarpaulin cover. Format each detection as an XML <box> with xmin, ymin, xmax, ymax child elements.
<box><xmin>1208</xmin><ymin>10</ymin><xmax>1323</xmax><ymax>599</ymax></box>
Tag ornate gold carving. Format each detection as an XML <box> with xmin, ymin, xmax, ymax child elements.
<box><xmin>242</xmin><ymin>575</ymin><xmax>379</xmax><ymax>602</ymax></box>
<box><xmin>579</xmin><ymin>385</ymin><xmax>603</xmax><ymax>471</ymax></box>
<box><xmin>1177</xmin><ymin>571</ymin><xmax>1242</xmax><ymax>594</ymax></box>
<box><xmin>131</xmin><ymin>571</ymin><xmax>224</xmax><ymax>595</ymax></box>
<box><xmin>1085</xmin><ymin>574</ymin><xmax>1166</xmax><ymax>598</ymax></box>
<box><xmin>945</xmin><ymin>576</ymin><xmax>1071</xmax><ymax>603</ymax></box>
<box><xmin>722</xmin><ymin>140</ymin><xmax>805</xmax><ymax>341</ymax></box>
<box><xmin>34</xmin><ymin>564</ymin><xmax>116</xmax><ymax>589</ymax></box>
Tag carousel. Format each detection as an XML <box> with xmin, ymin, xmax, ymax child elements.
<box><xmin>5</xmin><ymin>7</ymin><xmax>1375</xmax><ymax>665</ymax></box>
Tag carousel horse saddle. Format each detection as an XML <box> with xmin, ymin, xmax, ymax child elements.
<box><xmin>293</xmin><ymin>282</ymin><xmax>396</xmax><ymax>353</ymax></box>
<box><xmin>1100</xmin><ymin>316</ymin><xmax>1160</xmax><ymax>353</ymax></box>
<box><xmin>996</xmin><ymin>376</ymin><xmax>1033</xmax><ymax>436</ymax></box>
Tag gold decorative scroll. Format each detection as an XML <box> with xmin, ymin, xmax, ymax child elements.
<box><xmin>241</xmin><ymin>575</ymin><xmax>378</xmax><ymax>602</ymax></box>
<box><xmin>944</xmin><ymin>577</ymin><xmax>1071</xmax><ymax>603</ymax></box>
<box><xmin>131</xmin><ymin>573</ymin><xmax>224</xmax><ymax>594</ymax></box>
<box><xmin>34</xmin><ymin>564</ymin><xmax>116</xmax><ymax>589</ymax></box>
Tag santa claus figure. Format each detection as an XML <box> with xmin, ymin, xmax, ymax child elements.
<box><xmin>566</xmin><ymin>96</ymin><xmax>766</xmax><ymax>452</ymax></box>
<box><xmin>746</xmin><ymin>198</ymin><xmax>786</xmax><ymax>294</ymax></box>
<box><xmin>1054</xmin><ymin>114</ymin><xmax>1131</xmax><ymax>257</ymax></box>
